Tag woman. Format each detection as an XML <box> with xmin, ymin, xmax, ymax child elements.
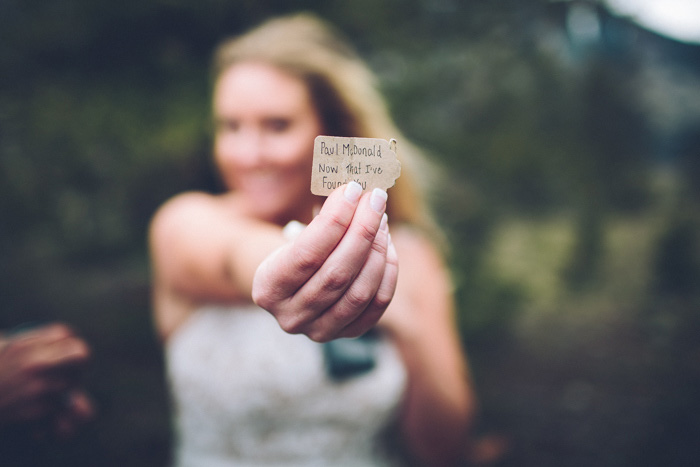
<box><xmin>150</xmin><ymin>13</ymin><xmax>476</xmax><ymax>466</ymax></box>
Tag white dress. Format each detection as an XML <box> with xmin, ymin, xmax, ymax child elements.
<box><xmin>165</xmin><ymin>305</ymin><xmax>408</xmax><ymax>467</ymax></box>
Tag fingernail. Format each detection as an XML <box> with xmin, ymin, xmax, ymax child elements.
<box><xmin>380</xmin><ymin>213</ymin><xmax>388</xmax><ymax>232</ymax></box>
<box><xmin>370</xmin><ymin>188</ymin><xmax>387</xmax><ymax>213</ymax></box>
<box><xmin>344</xmin><ymin>181</ymin><xmax>363</xmax><ymax>203</ymax></box>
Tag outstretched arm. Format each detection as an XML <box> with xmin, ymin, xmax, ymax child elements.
<box><xmin>150</xmin><ymin>182</ymin><xmax>397</xmax><ymax>342</ymax></box>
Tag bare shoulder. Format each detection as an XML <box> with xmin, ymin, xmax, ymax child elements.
<box><xmin>149</xmin><ymin>192</ymin><xmax>242</xmax><ymax>339</ymax></box>
<box><xmin>391</xmin><ymin>226</ymin><xmax>448</xmax><ymax>274</ymax></box>
<box><xmin>150</xmin><ymin>192</ymin><xmax>235</xmax><ymax>246</ymax></box>
<box><xmin>151</xmin><ymin>191</ymin><xmax>221</xmax><ymax>228</ymax></box>
<box><xmin>391</xmin><ymin>225</ymin><xmax>452</xmax><ymax>302</ymax></box>
<box><xmin>148</xmin><ymin>191</ymin><xmax>239</xmax><ymax>294</ymax></box>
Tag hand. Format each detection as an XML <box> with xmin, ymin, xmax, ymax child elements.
<box><xmin>0</xmin><ymin>323</ymin><xmax>94</xmax><ymax>436</ymax></box>
<box><xmin>253</xmin><ymin>182</ymin><xmax>399</xmax><ymax>342</ymax></box>
<box><xmin>51</xmin><ymin>388</ymin><xmax>95</xmax><ymax>438</ymax></box>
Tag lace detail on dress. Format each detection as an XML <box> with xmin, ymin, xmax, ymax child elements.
<box><xmin>166</xmin><ymin>305</ymin><xmax>407</xmax><ymax>466</ymax></box>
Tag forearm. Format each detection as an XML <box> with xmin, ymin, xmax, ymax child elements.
<box><xmin>150</xmin><ymin>193</ymin><xmax>289</xmax><ymax>303</ymax></box>
<box><xmin>153</xmin><ymin>185</ymin><xmax>394</xmax><ymax>342</ymax></box>
<box><xmin>224</xmin><ymin>218</ymin><xmax>288</xmax><ymax>299</ymax></box>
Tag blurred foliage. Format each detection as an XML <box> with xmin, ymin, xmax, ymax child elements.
<box><xmin>2</xmin><ymin>0</ymin><xmax>700</xmax><ymax>466</ymax></box>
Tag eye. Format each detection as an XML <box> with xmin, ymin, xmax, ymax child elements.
<box><xmin>263</xmin><ymin>118</ymin><xmax>291</xmax><ymax>133</ymax></box>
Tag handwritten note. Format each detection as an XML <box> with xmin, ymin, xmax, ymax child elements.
<box><xmin>311</xmin><ymin>136</ymin><xmax>401</xmax><ymax>195</ymax></box>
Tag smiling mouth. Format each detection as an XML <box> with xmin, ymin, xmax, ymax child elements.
<box><xmin>236</xmin><ymin>171</ymin><xmax>284</xmax><ymax>189</ymax></box>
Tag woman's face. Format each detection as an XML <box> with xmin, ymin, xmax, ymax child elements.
<box><xmin>213</xmin><ymin>62</ymin><xmax>323</xmax><ymax>224</ymax></box>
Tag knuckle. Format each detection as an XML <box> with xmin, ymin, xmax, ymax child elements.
<box><xmin>321</xmin><ymin>265</ymin><xmax>354</xmax><ymax>293</ymax></box>
<box><xmin>252</xmin><ymin>275</ymin><xmax>284</xmax><ymax>311</ymax></box>
<box><xmin>372</xmin><ymin>289</ymin><xmax>394</xmax><ymax>310</ymax></box>
<box><xmin>321</xmin><ymin>211</ymin><xmax>352</xmax><ymax>235</ymax></box>
<box><xmin>344</xmin><ymin>287</ymin><xmax>374</xmax><ymax>310</ymax></box>
<box><xmin>251</xmin><ymin>286</ymin><xmax>271</xmax><ymax>310</ymax></box>
<box><xmin>277</xmin><ymin>314</ymin><xmax>306</xmax><ymax>335</ymax></box>
<box><xmin>291</xmin><ymin>244</ymin><xmax>325</xmax><ymax>276</ymax></box>
<box><xmin>295</xmin><ymin>293</ymin><xmax>320</xmax><ymax>314</ymax></box>
<box><xmin>252</xmin><ymin>281</ymin><xmax>286</xmax><ymax>312</ymax></box>
<box><xmin>370</xmin><ymin>232</ymin><xmax>388</xmax><ymax>256</ymax></box>
<box><xmin>353</xmin><ymin>221</ymin><xmax>378</xmax><ymax>245</ymax></box>
<box><xmin>332</xmin><ymin>304</ymin><xmax>361</xmax><ymax>326</ymax></box>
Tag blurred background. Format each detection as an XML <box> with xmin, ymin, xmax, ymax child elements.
<box><xmin>1</xmin><ymin>0</ymin><xmax>699</xmax><ymax>465</ymax></box>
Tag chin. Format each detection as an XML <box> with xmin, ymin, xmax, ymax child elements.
<box><xmin>248</xmin><ymin>201</ymin><xmax>291</xmax><ymax>224</ymax></box>
<box><xmin>235</xmin><ymin>185</ymin><xmax>310</xmax><ymax>224</ymax></box>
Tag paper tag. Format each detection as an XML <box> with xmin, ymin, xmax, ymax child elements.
<box><xmin>311</xmin><ymin>136</ymin><xmax>401</xmax><ymax>195</ymax></box>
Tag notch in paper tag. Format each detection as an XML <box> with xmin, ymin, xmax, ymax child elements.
<box><xmin>311</xmin><ymin>135</ymin><xmax>401</xmax><ymax>196</ymax></box>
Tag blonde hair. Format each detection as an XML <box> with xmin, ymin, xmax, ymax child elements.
<box><xmin>213</xmin><ymin>13</ymin><xmax>438</xmax><ymax>234</ymax></box>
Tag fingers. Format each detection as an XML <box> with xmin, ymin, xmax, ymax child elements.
<box><xmin>287</xmin><ymin>188</ymin><xmax>387</xmax><ymax>317</ymax></box>
<box><xmin>337</xmin><ymin>233</ymin><xmax>399</xmax><ymax>339</ymax></box>
<box><xmin>270</xmin><ymin>188</ymin><xmax>389</xmax><ymax>337</ymax></box>
<box><xmin>19</xmin><ymin>324</ymin><xmax>91</xmax><ymax>372</ymax></box>
<box><xmin>253</xmin><ymin>181</ymin><xmax>365</xmax><ymax>306</ymax></box>
<box><xmin>53</xmin><ymin>390</ymin><xmax>96</xmax><ymax>438</ymax></box>
<box><xmin>305</xmin><ymin>213</ymin><xmax>392</xmax><ymax>341</ymax></box>
<box><xmin>0</xmin><ymin>324</ymin><xmax>91</xmax><ymax>418</ymax></box>
<box><xmin>12</xmin><ymin>389</ymin><xmax>95</xmax><ymax>438</ymax></box>
<box><xmin>65</xmin><ymin>389</ymin><xmax>95</xmax><ymax>422</ymax></box>
<box><xmin>253</xmin><ymin>182</ymin><xmax>399</xmax><ymax>342</ymax></box>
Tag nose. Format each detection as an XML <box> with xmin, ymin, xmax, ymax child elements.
<box><xmin>234</xmin><ymin>128</ymin><xmax>267</xmax><ymax>168</ymax></box>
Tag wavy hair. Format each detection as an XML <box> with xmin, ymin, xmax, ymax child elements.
<box><xmin>213</xmin><ymin>13</ymin><xmax>439</xmax><ymax>236</ymax></box>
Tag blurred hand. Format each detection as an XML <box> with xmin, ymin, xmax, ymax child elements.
<box><xmin>253</xmin><ymin>182</ymin><xmax>399</xmax><ymax>342</ymax></box>
<box><xmin>0</xmin><ymin>323</ymin><xmax>94</xmax><ymax>437</ymax></box>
